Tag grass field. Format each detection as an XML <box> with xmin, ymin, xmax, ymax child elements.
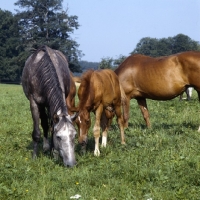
<box><xmin>0</xmin><ymin>84</ymin><xmax>200</xmax><ymax>200</ymax></box>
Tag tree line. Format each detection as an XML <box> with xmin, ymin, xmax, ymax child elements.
<box><xmin>0</xmin><ymin>0</ymin><xmax>200</xmax><ymax>83</ymax></box>
<box><xmin>98</xmin><ymin>34</ymin><xmax>200</xmax><ymax>70</ymax></box>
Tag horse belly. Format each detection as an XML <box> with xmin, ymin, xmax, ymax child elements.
<box><xmin>138</xmin><ymin>85</ymin><xmax>185</xmax><ymax>100</ymax></box>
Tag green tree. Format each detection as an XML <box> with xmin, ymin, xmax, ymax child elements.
<box><xmin>132</xmin><ymin>37</ymin><xmax>158</xmax><ymax>56</ymax></box>
<box><xmin>98</xmin><ymin>57</ymin><xmax>114</xmax><ymax>69</ymax></box>
<box><xmin>0</xmin><ymin>9</ymin><xmax>23</xmax><ymax>83</ymax></box>
<box><xmin>171</xmin><ymin>34</ymin><xmax>199</xmax><ymax>54</ymax></box>
<box><xmin>132</xmin><ymin>34</ymin><xmax>200</xmax><ymax>57</ymax></box>
<box><xmin>113</xmin><ymin>55</ymin><xmax>127</xmax><ymax>69</ymax></box>
<box><xmin>15</xmin><ymin>0</ymin><xmax>82</xmax><ymax>72</ymax></box>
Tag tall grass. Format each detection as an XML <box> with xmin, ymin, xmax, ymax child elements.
<box><xmin>0</xmin><ymin>84</ymin><xmax>200</xmax><ymax>200</ymax></box>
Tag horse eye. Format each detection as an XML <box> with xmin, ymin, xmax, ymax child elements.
<box><xmin>56</xmin><ymin>136</ymin><xmax>61</xmax><ymax>141</ymax></box>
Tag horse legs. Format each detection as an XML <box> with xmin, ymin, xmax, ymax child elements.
<box><xmin>93</xmin><ymin>104</ymin><xmax>103</xmax><ymax>156</ymax></box>
<box><xmin>179</xmin><ymin>92</ymin><xmax>184</xmax><ymax>101</ymax></box>
<box><xmin>39</xmin><ymin>106</ymin><xmax>50</xmax><ymax>152</ymax></box>
<box><xmin>30</xmin><ymin>97</ymin><xmax>41</xmax><ymax>158</ymax></box>
<box><xmin>137</xmin><ymin>98</ymin><xmax>151</xmax><ymax>127</ymax></box>
<box><xmin>100</xmin><ymin>110</ymin><xmax>112</xmax><ymax>148</ymax></box>
<box><xmin>197</xmin><ymin>91</ymin><xmax>200</xmax><ymax>132</ymax></box>
<box><xmin>115</xmin><ymin>104</ymin><xmax>125</xmax><ymax>145</ymax></box>
<box><xmin>122</xmin><ymin>97</ymin><xmax>130</xmax><ymax>128</ymax></box>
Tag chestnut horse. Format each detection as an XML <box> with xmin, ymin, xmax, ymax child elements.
<box><xmin>74</xmin><ymin>69</ymin><xmax>126</xmax><ymax>156</ymax></box>
<box><xmin>115</xmin><ymin>51</ymin><xmax>200</xmax><ymax>131</ymax></box>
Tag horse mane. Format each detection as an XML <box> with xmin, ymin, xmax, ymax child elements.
<box><xmin>33</xmin><ymin>46</ymin><xmax>67</xmax><ymax>117</ymax></box>
<box><xmin>78</xmin><ymin>69</ymin><xmax>94</xmax><ymax>111</ymax></box>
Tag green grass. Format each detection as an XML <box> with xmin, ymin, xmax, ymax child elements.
<box><xmin>0</xmin><ymin>84</ymin><xmax>200</xmax><ymax>200</ymax></box>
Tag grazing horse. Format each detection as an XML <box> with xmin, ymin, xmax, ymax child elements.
<box><xmin>74</xmin><ymin>69</ymin><xmax>126</xmax><ymax>156</ymax></box>
<box><xmin>22</xmin><ymin>45</ymin><xmax>77</xmax><ymax>167</ymax></box>
<box><xmin>179</xmin><ymin>87</ymin><xmax>193</xmax><ymax>101</ymax></box>
<box><xmin>115</xmin><ymin>51</ymin><xmax>200</xmax><ymax>131</ymax></box>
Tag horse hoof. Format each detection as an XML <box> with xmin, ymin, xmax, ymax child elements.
<box><xmin>94</xmin><ymin>149</ymin><xmax>100</xmax><ymax>156</ymax></box>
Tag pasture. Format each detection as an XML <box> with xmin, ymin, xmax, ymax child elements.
<box><xmin>0</xmin><ymin>84</ymin><xmax>200</xmax><ymax>199</ymax></box>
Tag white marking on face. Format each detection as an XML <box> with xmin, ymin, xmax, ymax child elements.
<box><xmin>57</xmin><ymin>109</ymin><xmax>62</xmax><ymax>116</ymax></box>
<box><xmin>143</xmin><ymin>107</ymin><xmax>147</xmax><ymax>110</ymax></box>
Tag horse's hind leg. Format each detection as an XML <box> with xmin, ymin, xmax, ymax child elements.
<box><xmin>39</xmin><ymin>106</ymin><xmax>50</xmax><ymax>152</ymax></box>
<box><xmin>122</xmin><ymin>97</ymin><xmax>130</xmax><ymax>128</ymax></box>
<box><xmin>30</xmin><ymin>97</ymin><xmax>41</xmax><ymax>158</ymax></box>
<box><xmin>137</xmin><ymin>98</ymin><xmax>151</xmax><ymax>127</ymax></box>
<box><xmin>115</xmin><ymin>104</ymin><xmax>125</xmax><ymax>145</ymax></box>
<box><xmin>197</xmin><ymin>91</ymin><xmax>200</xmax><ymax>132</ymax></box>
<box><xmin>179</xmin><ymin>92</ymin><xmax>184</xmax><ymax>101</ymax></box>
<box><xmin>186</xmin><ymin>88</ymin><xmax>192</xmax><ymax>101</ymax></box>
<box><xmin>100</xmin><ymin>110</ymin><xmax>112</xmax><ymax>148</ymax></box>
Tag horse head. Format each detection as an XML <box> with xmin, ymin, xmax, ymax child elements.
<box><xmin>53</xmin><ymin>110</ymin><xmax>77</xmax><ymax>167</ymax></box>
<box><xmin>75</xmin><ymin>109</ymin><xmax>91</xmax><ymax>147</ymax></box>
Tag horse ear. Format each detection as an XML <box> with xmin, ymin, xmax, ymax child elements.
<box><xmin>70</xmin><ymin>112</ymin><xmax>79</xmax><ymax>122</ymax></box>
<box><xmin>53</xmin><ymin>114</ymin><xmax>59</xmax><ymax>124</ymax></box>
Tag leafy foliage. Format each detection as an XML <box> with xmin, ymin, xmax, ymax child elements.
<box><xmin>132</xmin><ymin>34</ymin><xmax>200</xmax><ymax>57</ymax></box>
<box><xmin>99</xmin><ymin>55</ymin><xmax>126</xmax><ymax>70</ymax></box>
<box><xmin>14</xmin><ymin>0</ymin><xmax>82</xmax><ymax>72</ymax></box>
<box><xmin>0</xmin><ymin>9</ymin><xmax>24</xmax><ymax>83</ymax></box>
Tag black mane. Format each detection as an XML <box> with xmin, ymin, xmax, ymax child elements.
<box><xmin>32</xmin><ymin>46</ymin><xmax>67</xmax><ymax>117</ymax></box>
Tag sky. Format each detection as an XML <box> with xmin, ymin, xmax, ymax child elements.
<box><xmin>0</xmin><ymin>0</ymin><xmax>200</xmax><ymax>62</ymax></box>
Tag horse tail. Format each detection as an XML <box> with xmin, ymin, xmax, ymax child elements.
<box><xmin>119</xmin><ymin>83</ymin><xmax>128</xmax><ymax>128</ymax></box>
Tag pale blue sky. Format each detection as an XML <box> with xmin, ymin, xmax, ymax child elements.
<box><xmin>0</xmin><ymin>0</ymin><xmax>200</xmax><ymax>62</ymax></box>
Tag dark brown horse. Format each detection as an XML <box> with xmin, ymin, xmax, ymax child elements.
<box><xmin>115</xmin><ymin>51</ymin><xmax>200</xmax><ymax>131</ymax></box>
<box><xmin>22</xmin><ymin>46</ymin><xmax>77</xmax><ymax>167</ymax></box>
<box><xmin>74</xmin><ymin>69</ymin><xmax>126</xmax><ymax>156</ymax></box>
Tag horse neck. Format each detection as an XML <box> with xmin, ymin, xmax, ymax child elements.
<box><xmin>47</xmin><ymin>87</ymin><xmax>68</xmax><ymax>118</ymax></box>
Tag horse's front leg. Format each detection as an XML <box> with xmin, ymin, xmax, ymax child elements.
<box><xmin>39</xmin><ymin>106</ymin><xmax>50</xmax><ymax>152</ymax></box>
<box><xmin>93</xmin><ymin>104</ymin><xmax>103</xmax><ymax>156</ymax></box>
<box><xmin>100</xmin><ymin>110</ymin><xmax>112</xmax><ymax>148</ymax></box>
<box><xmin>137</xmin><ymin>98</ymin><xmax>151</xmax><ymax>127</ymax></box>
<box><xmin>30</xmin><ymin>97</ymin><xmax>41</xmax><ymax>158</ymax></box>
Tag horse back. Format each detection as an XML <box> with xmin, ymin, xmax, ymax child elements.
<box><xmin>78</xmin><ymin>69</ymin><xmax>121</xmax><ymax>111</ymax></box>
<box><xmin>91</xmin><ymin>69</ymin><xmax>121</xmax><ymax>106</ymax></box>
<box><xmin>22</xmin><ymin>46</ymin><xmax>71</xmax><ymax>105</ymax></box>
<box><xmin>115</xmin><ymin>51</ymin><xmax>200</xmax><ymax>100</ymax></box>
